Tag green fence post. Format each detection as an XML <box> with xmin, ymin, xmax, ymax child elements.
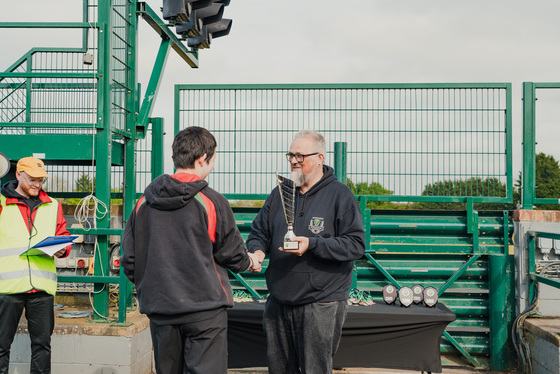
<box><xmin>488</xmin><ymin>253</ymin><xmax>509</xmax><ymax>370</ymax></box>
<box><xmin>150</xmin><ymin>117</ymin><xmax>165</xmax><ymax>179</ymax></box>
<box><xmin>334</xmin><ymin>141</ymin><xmax>347</xmax><ymax>183</ymax></box>
<box><xmin>522</xmin><ymin>82</ymin><xmax>536</xmax><ymax>210</ymax></box>
<box><xmin>355</xmin><ymin>196</ymin><xmax>369</xmax><ymax>290</ymax></box>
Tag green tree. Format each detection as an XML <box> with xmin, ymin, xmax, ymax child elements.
<box><xmin>513</xmin><ymin>171</ymin><xmax>522</xmax><ymax>209</ymax></box>
<box><xmin>412</xmin><ymin>177</ymin><xmax>515</xmax><ymax>210</ymax></box>
<box><xmin>535</xmin><ymin>152</ymin><xmax>560</xmax><ymax>210</ymax></box>
<box><xmin>75</xmin><ymin>173</ymin><xmax>95</xmax><ymax>193</ymax></box>
<box><xmin>346</xmin><ymin>179</ymin><xmax>405</xmax><ymax>209</ymax></box>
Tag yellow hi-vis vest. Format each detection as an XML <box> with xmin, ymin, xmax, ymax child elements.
<box><xmin>0</xmin><ymin>194</ymin><xmax>59</xmax><ymax>295</ymax></box>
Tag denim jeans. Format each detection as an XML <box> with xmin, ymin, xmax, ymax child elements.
<box><xmin>0</xmin><ymin>293</ymin><xmax>55</xmax><ymax>374</ymax></box>
<box><xmin>262</xmin><ymin>296</ymin><xmax>348</xmax><ymax>374</ymax></box>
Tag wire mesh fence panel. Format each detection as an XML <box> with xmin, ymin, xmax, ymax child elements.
<box><xmin>524</xmin><ymin>82</ymin><xmax>560</xmax><ymax>208</ymax></box>
<box><xmin>176</xmin><ymin>84</ymin><xmax>512</xmax><ymax>202</ymax></box>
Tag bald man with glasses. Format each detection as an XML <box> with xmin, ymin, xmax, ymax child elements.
<box><xmin>247</xmin><ymin>130</ymin><xmax>366</xmax><ymax>374</ymax></box>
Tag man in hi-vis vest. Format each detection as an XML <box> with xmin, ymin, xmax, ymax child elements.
<box><xmin>0</xmin><ymin>156</ymin><xmax>71</xmax><ymax>374</ymax></box>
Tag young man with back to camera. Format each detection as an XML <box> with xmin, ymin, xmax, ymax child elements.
<box><xmin>121</xmin><ymin>126</ymin><xmax>262</xmax><ymax>374</ymax></box>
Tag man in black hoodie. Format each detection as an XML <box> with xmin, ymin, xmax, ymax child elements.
<box><xmin>121</xmin><ymin>127</ymin><xmax>261</xmax><ymax>374</ymax></box>
<box><xmin>247</xmin><ymin>130</ymin><xmax>366</xmax><ymax>374</ymax></box>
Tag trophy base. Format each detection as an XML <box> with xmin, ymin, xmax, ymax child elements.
<box><xmin>283</xmin><ymin>241</ymin><xmax>299</xmax><ymax>250</ymax></box>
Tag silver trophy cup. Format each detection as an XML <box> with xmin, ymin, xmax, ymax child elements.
<box><xmin>275</xmin><ymin>172</ymin><xmax>299</xmax><ymax>250</ymax></box>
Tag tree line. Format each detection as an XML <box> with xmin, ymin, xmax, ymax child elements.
<box><xmin>345</xmin><ymin>152</ymin><xmax>560</xmax><ymax>211</ymax></box>
<box><xmin>60</xmin><ymin>153</ymin><xmax>560</xmax><ymax>211</ymax></box>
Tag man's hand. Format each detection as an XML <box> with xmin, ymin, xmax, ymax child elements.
<box><xmin>279</xmin><ymin>236</ymin><xmax>309</xmax><ymax>257</ymax></box>
<box><xmin>53</xmin><ymin>248</ymin><xmax>67</xmax><ymax>258</ymax></box>
<box><xmin>247</xmin><ymin>250</ymin><xmax>265</xmax><ymax>273</ymax></box>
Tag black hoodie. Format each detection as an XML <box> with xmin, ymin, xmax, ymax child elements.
<box><xmin>247</xmin><ymin>165</ymin><xmax>366</xmax><ymax>305</ymax></box>
<box><xmin>121</xmin><ymin>173</ymin><xmax>251</xmax><ymax>317</ymax></box>
<box><xmin>2</xmin><ymin>179</ymin><xmax>42</xmax><ymax>211</ymax></box>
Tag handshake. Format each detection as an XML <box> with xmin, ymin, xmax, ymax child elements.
<box><xmin>246</xmin><ymin>250</ymin><xmax>266</xmax><ymax>273</ymax></box>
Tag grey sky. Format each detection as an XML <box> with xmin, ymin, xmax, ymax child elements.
<box><xmin>1</xmin><ymin>0</ymin><xmax>559</xmax><ymax>175</ymax></box>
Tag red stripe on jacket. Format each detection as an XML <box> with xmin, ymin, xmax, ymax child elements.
<box><xmin>170</xmin><ymin>173</ymin><xmax>217</xmax><ymax>243</ymax></box>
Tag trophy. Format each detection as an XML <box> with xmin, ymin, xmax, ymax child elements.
<box><xmin>275</xmin><ymin>172</ymin><xmax>299</xmax><ymax>250</ymax></box>
<box><xmin>423</xmin><ymin>286</ymin><xmax>439</xmax><ymax>307</ymax></box>
<box><xmin>412</xmin><ymin>284</ymin><xmax>424</xmax><ymax>304</ymax></box>
<box><xmin>382</xmin><ymin>285</ymin><xmax>397</xmax><ymax>304</ymax></box>
<box><xmin>398</xmin><ymin>286</ymin><xmax>413</xmax><ymax>307</ymax></box>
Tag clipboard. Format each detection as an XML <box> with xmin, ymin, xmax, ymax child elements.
<box><xmin>20</xmin><ymin>235</ymin><xmax>78</xmax><ymax>257</ymax></box>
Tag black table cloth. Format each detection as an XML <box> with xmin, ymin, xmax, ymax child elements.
<box><xmin>227</xmin><ymin>300</ymin><xmax>456</xmax><ymax>373</ymax></box>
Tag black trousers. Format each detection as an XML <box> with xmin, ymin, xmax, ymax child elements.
<box><xmin>149</xmin><ymin>308</ymin><xmax>228</xmax><ymax>374</ymax></box>
<box><xmin>0</xmin><ymin>292</ymin><xmax>54</xmax><ymax>374</ymax></box>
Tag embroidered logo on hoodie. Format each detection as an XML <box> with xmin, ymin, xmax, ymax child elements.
<box><xmin>309</xmin><ymin>217</ymin><xmax>325</xmax><ymax>234</ymax></box>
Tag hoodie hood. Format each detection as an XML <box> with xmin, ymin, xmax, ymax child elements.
<box><xmin>144</xmin><ymin>174</ymin><xmax>207</xmax><ymax>211</ymax></box>
<box><xmin>1</xmin><ymin>179</ymin><xmax>48</xmax><ymax>204</ymax></box>
<box><xmin>300</xmin><ymin>165</ymin><xmax>337</xmax><ymax>197</ymax></box>
<box><xmin>1</xmin><ymin>179</ymin><xmax>21</xmax><ymax>198</ymax></box>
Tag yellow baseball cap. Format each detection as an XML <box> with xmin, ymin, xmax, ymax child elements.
<box><xmin>17</xmin><ymin>157</ymin><xmax>50</xmax><ymax>178</ymax></box>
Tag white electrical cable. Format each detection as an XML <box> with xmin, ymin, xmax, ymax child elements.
<box><xmin>73</xmin><ymin>194</ymin><xmax>108</xmax><ymax>230</ymax></box>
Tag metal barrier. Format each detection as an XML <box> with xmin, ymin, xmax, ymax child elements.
<box><xmin>176</xmin><ymin>83</ymin><xmax>513</xmax><ymax>203</ymax></box>
<box><xmin>522</xmin><ymin>82</ymin><xmax>560</xmax><ymax>209</ymax></box>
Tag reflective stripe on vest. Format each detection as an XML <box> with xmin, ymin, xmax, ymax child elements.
<box><xmin>0</xmin><ymin>195</ymin><xmax>59</xmax><ymax>295</ymax></box>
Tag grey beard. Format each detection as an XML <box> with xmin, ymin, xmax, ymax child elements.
<box><xmin>290</xmin><ymin>170</ymin><xmax>306</xmax><ymax>187</ymax></box>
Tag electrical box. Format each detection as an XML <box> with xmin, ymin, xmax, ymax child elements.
<box><xmin>55</xmin><ymin>257</ymin><xmax>67</xmax><ymax>268</ymax></box>
<box><xmin>70</xmin><ymin>223</ymin><xmax>85</xmax><ymax>244</ymax></box>
<box><xmin>111</xmin><ymin>256</ymin><xmax>120</xmax><ymax>270</ymax></box>
<box><xmin>54</xmin><ymin>257</ymin><xmax>90</xmax><ymax>268</ymax></box>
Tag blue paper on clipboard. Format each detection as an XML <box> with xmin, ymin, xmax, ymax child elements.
<box><xmin>20</xmin><ymin>235</ymin><xmax>78</xmax><ymax>256</ymax></box>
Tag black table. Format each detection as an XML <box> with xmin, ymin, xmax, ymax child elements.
<box><xmin>227</xmin><ymin>300</ymin><xmax>456</xmax><ymax>373</ymax></box>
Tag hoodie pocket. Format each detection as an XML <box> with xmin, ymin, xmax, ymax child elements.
<box><xmin>266</xmin><ymin>265</ymin><xmax>321</xmax><ymax>305</ymax></box>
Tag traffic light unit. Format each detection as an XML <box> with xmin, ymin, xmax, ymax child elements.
<box><xmin>162</xmin><ymin>0</ymin><xmax>232</xmax><ymax>49</ymax></box>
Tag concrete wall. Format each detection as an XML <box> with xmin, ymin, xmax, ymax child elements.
<box><xmin>8</xmin><ymin>311</ymin><xmax>154</xmax><ymax>374</ymax></box>
<box><xmin>525</xmin><ymin>318</ymin><xmax>560</xmax><ymax>374</ymax></box>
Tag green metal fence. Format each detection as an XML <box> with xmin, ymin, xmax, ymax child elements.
<box><xmin>522</xmin><ymin>82</ymin><xmax>560</xmax><ymax>209</ymax></box>
<box><xmin>176</xmin><ymin>83</ymin><xmax>513</xmax><ymax>203</ymax></box>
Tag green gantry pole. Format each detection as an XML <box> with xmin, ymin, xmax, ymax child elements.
<box><xmin>92</xmin><ymin>0</ymin><xmax>113</xmax><ymax>321</ymax></box>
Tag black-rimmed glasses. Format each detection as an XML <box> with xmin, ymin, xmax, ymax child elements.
<box><xmin>285</xmin><ymin>152</ymin><xmax>319</xmax><ymax>163</ymax></box>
